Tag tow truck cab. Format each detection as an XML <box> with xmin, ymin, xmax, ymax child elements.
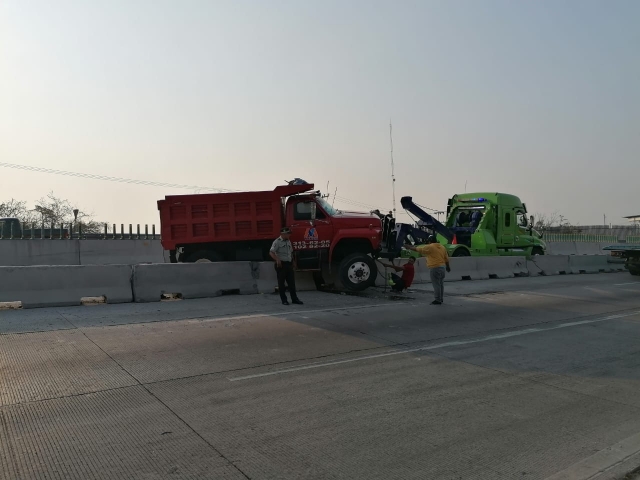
<box><xmin>442</xmin><ymin>193</ymin><xmax>546</xmax><ymax>257</ymax></box>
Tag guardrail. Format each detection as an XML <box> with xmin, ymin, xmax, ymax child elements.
<box><xmin>0</xmin><ymin>221</ymin><xmax>159</xmax><ymax>240</ymax></box>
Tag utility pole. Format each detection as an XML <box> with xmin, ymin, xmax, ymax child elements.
<box><xmin>389</xmin><ymin>121</ymin><xmax>396</xmax><ymax>217</ymax></box>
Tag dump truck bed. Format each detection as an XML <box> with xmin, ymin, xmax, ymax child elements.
<box><xmin>158</xmin><ymin>184</ymin><xmax>314</xmax><ymax>251</ymax></box>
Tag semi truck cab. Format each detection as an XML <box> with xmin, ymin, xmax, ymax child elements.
<box><xmin>444</xmin><ymin>193</ymin><xmax>546</xmax><ymax>257</ymax></box>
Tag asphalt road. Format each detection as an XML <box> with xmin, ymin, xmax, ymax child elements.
<box><xmin>1</xmin><ymin>273</ymin><xmax>640</xmax><ymax>480</ymax></box>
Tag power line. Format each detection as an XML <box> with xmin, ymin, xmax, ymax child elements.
<box><xmin>0</xmin><ymin>162</ymin><xmax>236</xmax><ymax>193</ymax></box>
<box><xmin>2</xmin><ymin>161</ymin><xmax>427</xmax><ymax>216</ymax></box>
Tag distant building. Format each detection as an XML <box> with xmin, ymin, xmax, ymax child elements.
<box><xmin>625</xmin><ymin>215</ymin><xmax>640</xmax><ymax>226</ymax></box>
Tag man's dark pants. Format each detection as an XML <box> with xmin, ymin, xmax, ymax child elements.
<box><xmin>390</xmin><ymin>273</ymin><xmax>406</xmax><ymax>292</ymax></box>
<box><xmin>275</xmin><ymin>261</ymin><xmax>299</xmax><ymax>302</ymax></box>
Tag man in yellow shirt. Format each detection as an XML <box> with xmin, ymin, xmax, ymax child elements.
<box><xmin>404</xmin><ymin>236</ymin><xmax>451</xmax><ymax>305</ymax></box>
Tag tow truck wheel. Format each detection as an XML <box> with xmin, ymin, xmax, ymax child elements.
<box><xmin>339</xmin><ymin>253</ymin><xmax>377</xmax><ymax>291</ymax></box>
<box><xmin>185</xmin><ymin>250</ymin><xmax>223</xmax><ymax>263</ymax></box>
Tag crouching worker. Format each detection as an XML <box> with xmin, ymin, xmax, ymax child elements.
<box><xmin>379</xmin><ymin>257</ymin><xmax>416</xmax><ymax>292</ymax></box>
<box><xmin>404</xmin><ymin>236</ymin><xmax>451</xmax><ymax>305</ymax></box>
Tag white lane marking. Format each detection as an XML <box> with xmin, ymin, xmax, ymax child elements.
<box><xmin>189</xmin><ymin>302</ymin><xmax>409</xmax><ymax>325</ymax></box>
<box><xmin>614</xmin><ymin>282</ymin><xmax>640</xmax><ymax>286</ymax></box>
<box><xmin>229</xmin><ymin>310</ymin><xmax>640</xmax><ymax>381</ymax></box>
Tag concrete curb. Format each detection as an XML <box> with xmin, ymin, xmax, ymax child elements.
<box><xmin>544</xmin><ymin>431</ymin><xmax>640</xmax><ymax>480</ymax></box>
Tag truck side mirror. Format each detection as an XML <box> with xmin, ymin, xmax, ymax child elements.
<box><xmin>529</xmin><ymin>215</ymin><xmax>534</xmax><ymax>227</ymax></box>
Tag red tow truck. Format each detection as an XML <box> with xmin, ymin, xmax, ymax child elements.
<box><xmin>158</xmin><ymin>180</ymin><xmax>383</xmax><ymax>291</ymax></box>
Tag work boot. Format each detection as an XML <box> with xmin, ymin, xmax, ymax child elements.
<box><xmin>431</xmin><ymin>300</ymin><xmax>442</xmax><ymax>305</ymax></box>
<box><xmin>292</xmin><ymin>299</ymin><xmax>304</xmax><ymax>305</ymax></box>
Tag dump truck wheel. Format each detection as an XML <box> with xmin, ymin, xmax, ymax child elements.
<box><xmin>532</xmin><ymin>247</ymin><xmax>544</xmax><ymax>256</ymax></box>
<box><xmin>452</xmin><ymin>248</ymin><xmax>470</xmax><ymax>257</ymax></box>
<box><xmin>339</xmin><ymin>253</ymin><xmax>377</xmax><ymax>291</ymax></box>
<box><xmin>185</xmin><ymin>250</ymin><xmax>223</xmax><ymax>263</ymax></box>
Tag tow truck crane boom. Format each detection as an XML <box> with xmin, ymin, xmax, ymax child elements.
<box><xmin>400</xmin><ymin>196</ymin><xmax>454</xmax><ymax>243</ymax></box>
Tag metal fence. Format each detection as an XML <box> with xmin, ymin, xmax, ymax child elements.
<box><xmin>0</xmin><ymin>221</ymin><xmax>159</xmax><ymax>240</ymax></box>
<box><xmin>543</xmin><ymin>233</ymin><xmax>618</xmax><ymax>243</ymax></box>
<box><xmin>627</xmin><ymin>236</ymin><xmax>640</xmax><ymax>244</ymax></box>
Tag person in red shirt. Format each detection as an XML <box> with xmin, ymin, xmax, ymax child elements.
<box><xmin>379</xmin><ymin>256</ymin><xmax>416</xmax><ymax>292</ymax></box>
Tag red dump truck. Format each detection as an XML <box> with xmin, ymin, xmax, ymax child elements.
<box><xmin>158</xmin><ymin>180</ymin><xmax>383</xmax><ymax>291</ymax></box>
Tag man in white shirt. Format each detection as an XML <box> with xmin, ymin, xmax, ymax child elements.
<box><xmin>270</xmin><ymin>227</ymin><xmax>303</xmax><ymax>306</ymax></box>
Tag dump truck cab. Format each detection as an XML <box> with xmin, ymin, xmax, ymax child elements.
<box><xmin>443</xmin><ymin>193</ymin><xmax>546</xmax><ymax>257</ymax></box>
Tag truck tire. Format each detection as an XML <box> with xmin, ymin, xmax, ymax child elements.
<box><xmin>629</xmin><ymin>266</ymin><xmax>640</xmax><ymax>276</ymax></box>
<box><xmin>451</xmin><ymin>248</ymin><xmax>470</xmax><ymax>257</ymax></box>
<box><xmin>531</xmin><ymin>247</ymin><xmax>544</xmax><ymax>256</ymax></box>
<box><xmin>185</xmin><ymin>250</ymin><xmax>223</xmax><ymax>263</ymax></box>
<box><xmin>339</xmin><ymin>253</ymin><xmax>377</xmax><ymax>291</ymax></box>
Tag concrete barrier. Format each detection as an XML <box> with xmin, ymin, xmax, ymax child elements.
<box><xmin>446</xmin><ymin>257</ymin><xmax>487</xmax><ymax>282</ymax></box>
<box><xmin>546</xmin><ymin>242</ymin><xmax>578</xmax><ymax>255</ymax></box>
<box><xmin>546</xmin><ymin>242</ymin><xmax>614</xmax><ymax>256</ymax></box>
<box><xmin>0</xmin><ymin>240</ymin><xmax>80</xmax><ymax>266</ymax></box>
<box><xmin>79</xmin><ymin>240</ymin><xmax>165</xmax><ymax>265</ymax></box>
<box><xmin>476</xmin><ymin>256</ymin><xmax>528</xmax><ymax>279</ymax></box>
<box><xmin>255</xmin><ymin>262</ymin><xmax>317</xmax><ymax>294</ymax></box>
<box><xmin>132</xmin><ymin>262</ymin><xmax>258</xmax><ymax>302</ymax></box>
<box><xmin>574</xmin><ymin>243</ymin><xmax>604</xmax><ymax>255</ymax></box>
<box><xmin>608</xmin><ymin>263</ymin><xmax>628</xmax><ymax>272</ymax></box>
<box><xmin>0</xmin><ymin>265</ymin><xmax>133</xmax><ymax>308</ymax></box>
<box><xmin>0</xmin><ymin>239</ymin><xmax>166</xmax><ymax>266</ymax></box>
<box><xmin>527</xmin><ymin>255</ymin><xmax>571</xmax><ymax>276</ymax></box>
<box><xmin>605</xmin><ymin>256</ymin><xmax>628</xmax><ymax>272</ymax></box>
<box><xmin>2</xmin><ymin>256</ymin><xmax>629</xmax><ymax>309</ymax></box>
<box><xmin>568</xmin><ymin>255</ymin><xmax>610</xmax><ymax>274</ymax></box>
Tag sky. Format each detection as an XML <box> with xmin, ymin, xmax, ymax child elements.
<box><xmin>1</xmin><ymin>0</ymin><xmax>639</xmax><ymax>227</ymax></box>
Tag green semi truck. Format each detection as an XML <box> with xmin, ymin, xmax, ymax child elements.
<box><xmin>399</xmin><ymin>192</ymin><xmax>546</xmax><ymax>259</ymax></box>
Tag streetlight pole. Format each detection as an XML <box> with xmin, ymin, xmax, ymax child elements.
<box><xmin>73</xmin><ymin>209</ymin><xmax>79</xmax><ymax>239</ymax></box>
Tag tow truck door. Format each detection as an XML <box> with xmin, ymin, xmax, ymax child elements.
<box><xmin>287</xmin><ymin>199</ymin><xmax>333</xmax><ymax>270</ymax></box>
<box><xmin>499</xmin><ymin>207</ymin><xmax>515</xmax><ymax>247</ymax></box>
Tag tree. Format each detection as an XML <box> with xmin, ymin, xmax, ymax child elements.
<box><xmin>533</xmin><ymin>211</ymin><xmax>579</xmax><ymax>232</ymax></box>
<box><xmin>1</xmin><ymin>193</ymin><xmax>105</xmax><ymax>234</ymax></box>
<box><xmin>0</xmin><ymin>199</ymin><xmax>29</xmax><ymax>219</ymax></box>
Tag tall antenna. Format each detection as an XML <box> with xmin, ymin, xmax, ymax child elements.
<box><xmin>322</xmin><ymin>181</ymin><xmax>330</xmax><ymax>199</ymax></box>
<box><xmin>390</xmin><ymin>120</ymin><xmax>396</xmax><ymax>216</ymax></box>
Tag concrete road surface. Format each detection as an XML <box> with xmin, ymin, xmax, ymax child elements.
<box><xmin>1</xmin><ymin>273</ymin><xmax>640</xmax><ymax>480</ymax></box>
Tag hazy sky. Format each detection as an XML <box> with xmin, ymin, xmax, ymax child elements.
<box><xmin>1</xmin><ymin>0</ymin><xmax>638</xmax><ymax>227</ymax></box>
